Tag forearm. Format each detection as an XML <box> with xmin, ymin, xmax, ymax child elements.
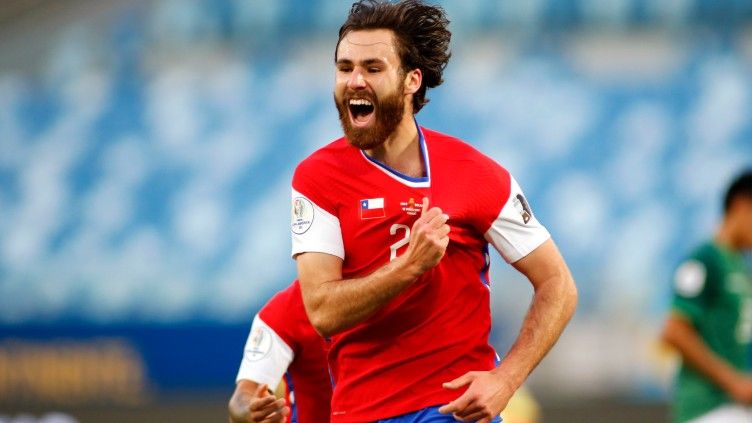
<box><xmin>493</xmin><ymin>272</ymin><xmax>577</xmax><ymax>389</ymax></box>
<box><xmin>662</xmin><ymin>314</ymin><xmax>741</xmax><ymax>392</ymax></box>
<box><xmin>298</xmin><ymin>253</ymin><xmax>423</xmax><ymax>336</ymax></box>
<box><xmin>298</xmin><ymin>200</ymin><xmax>450</xmax><ymax>336</ymax></box>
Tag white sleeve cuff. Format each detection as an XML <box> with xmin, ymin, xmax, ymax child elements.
<box><xmin>291</xmin><ymin>189</ymin><xmax>345</xmax><ymax>259</ymax></box>
<box><xmin>485</xmin><ymin>176</ymin><xmax>550</xmax><ymax>263</ymax></box>
<box><xmin>236</xmin><ymin>315</ymin><xmax>294</xmax><ymax>388</ymax></box>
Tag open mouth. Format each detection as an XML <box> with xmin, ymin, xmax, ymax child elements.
<box><xmin>348</xmin><ymin>98</ymin><xmax>375</xmax><ymax>127</ymax></box>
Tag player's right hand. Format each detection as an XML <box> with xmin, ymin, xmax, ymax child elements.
<box><xmin>404</xmin><ymin>197</ymin><xmax>450</xmax><ymax>273</ymax></box>
<box><xmin>728</xmin><ymin>375</ymin><xmax>752</xmax><ymax>404</ymax></box>
<box><xmin>229</xmin><ymin>383</ymin><xmax>289</xmax><ymax>423</ymax></box>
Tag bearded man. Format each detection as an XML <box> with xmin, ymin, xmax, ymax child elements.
<box><xmin>289</xmin><ymin>1</ymin><xmax>578</xmax><ymax>422</ymax></box>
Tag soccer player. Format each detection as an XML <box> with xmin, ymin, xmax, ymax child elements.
<box><xmin>290</xmin><ymin>1</ymin><xmax>578</xmax><ymax>422</ymax></box>
<box><xmin>661</xmin><ymin>170</ymin><xmax>752</xmax><ymax>423</ymax></box>
<box><xmin>228</xmin><ymin>281</ymin><xmax>332</xmax><ymax>423</ymax></box>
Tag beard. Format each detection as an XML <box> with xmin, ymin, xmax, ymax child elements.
<box><xmin>334</xmin><ymin>82</ymin><xmax>406</xmax><ymax>150</ymax></box>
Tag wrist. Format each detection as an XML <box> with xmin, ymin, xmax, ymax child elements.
<box><xmin>391</xmin><ymin>254</ymin><xmax>424</xmax><ymax>282</ymax></box>
<box><xmin>491</xmin><ymin>362</ymin><xmax>526</xmax><ymax>392</ymax></box>
<box><xmin>718</xmin><ymin>367</ymin><xmax>742</xmax><ymax>393</ymax></box>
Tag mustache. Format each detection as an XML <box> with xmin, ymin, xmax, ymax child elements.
<box><xmin>341</xmin><ymin>91</ymin><xmax>377</xmax><ymax>105</ymax></box>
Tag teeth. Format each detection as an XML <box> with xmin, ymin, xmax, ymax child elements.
<box><xmin>349</xmin><ymin>99</ymin><xmax>373</xmax><ymax>106</ymax></box>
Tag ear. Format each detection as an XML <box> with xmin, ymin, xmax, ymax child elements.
<box><xmin>403</xmin><ymin>68</ymin><xmax>422</xmax><ymax>96</ymax></box>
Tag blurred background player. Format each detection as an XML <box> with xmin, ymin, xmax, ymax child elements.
<box><xmin>661</xmin><ymin>170</ymin><xmax>752</xmax><ymax>423</ymax></box>
<box><xmin>229</xmin><ymin>281</ymin><xmax>331</xmax><ymax>423</ymax></box>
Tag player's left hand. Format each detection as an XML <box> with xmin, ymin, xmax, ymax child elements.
<box><xmin>438</xmin><ymin>370</ymin><xmax>513</xmax><ymax>423</ymax></box>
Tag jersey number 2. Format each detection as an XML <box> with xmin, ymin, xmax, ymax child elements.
<box><xmin>389</xmin><ymin>224</ymin><xmax>410</xmax><ymax>261</ymax></box>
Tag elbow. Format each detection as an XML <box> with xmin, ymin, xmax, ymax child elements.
<box><xmin>227</xmin><ymin>396</ymin><xmax>237</xmax><ymax>423</ymax></box>
<box><xmin>660</xmin><ymin>320</ymin><xmax>679</xmax><ymax>349</ymax></box>
<box><xmin>310</xmin><ymin>318</ymin><xmax>338</xmax><ymax>338</ymax></box>
<box><xmin>309</xmin><ymin>316</ymin><xmax>333</xmax><ymax>338</ymax></box>
<box><xmin>563</xmin><ymin>276</ymin><xmax>578</xmax><ymax>321</ymax></box>
<box><xmin>660</xmin><ymin>330</ymin><xmax>674</xmax><ymax>349</ymax></box>
<box><xmin>228</xmin><ymin>382</ymin><xmax>252</xmax><ymax>423</ymax></box>
<box><xmin>567</xmin><ymin>288</ymin><xmax>578</xmax><ymax>320</ymax></box>
<box><xmin>661</xmin><ymin>330</ymin><xmax>680</xmax><ymax>353</ymax></box>
<box><xmin>306</xmin><ymin>307</ymin><xmax>338</xmax><ymax>338</ymax></box>
<box><xmin>301</xmin><ymin>287</ymin><xmax>341</xmax><ymax>337</ymax></box>
<box><xmin>660</xmin><ymin>313</ymin><xmax>694</xmax><ymax>351</ymax></box>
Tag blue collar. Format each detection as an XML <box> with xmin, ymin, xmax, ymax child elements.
<box><xmin>359</xmin><ymin>119</ymin><xmax>430</xmax><ymax>186</ymax></box>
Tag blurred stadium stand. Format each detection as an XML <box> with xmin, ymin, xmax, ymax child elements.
<box><xmin>1</xmin><ymin>0</ymin><xmax>751</xmax><ymax>421</ymax></box>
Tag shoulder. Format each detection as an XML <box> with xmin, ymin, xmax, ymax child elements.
<box><xmin>423</xmin><ymin>127</ymin><xmax>510</xmax><ymax>179</ymax></box>
<box><xmin>423</xmin><ymin>128</ymin><xmax>490</xmax><ymax>158</ymax></box>
<box><xmin>259</xmin><ymin>283</ymin><xmax>302</xmax><ymax>327</ymax></box>
<box><xmin>261</xmin><ymin>281</ymin><xmax>304</xmax><ymax>316</ymax></box>
<box><xmin>295</xmin><ymin>138</ymin><xmax>351</xmax><ymax>175</ymax></box>
<box><xmin>259</xmin><ymin>286</ymin><xmax>291</xmax><ymax>328</ymax></box>
<box><xmin>292</xmin><ymin>138</ymin><xmax>356</xmax><ymax>202</ymax></box>
<box><xmin>423</xmin><ymin>127</ymin><xmax>513</xmax><ymax>205</ymax></box>
<box><xmin>673</xmin><ymin>242</ymin><xmax>718</xmax><ymax>297</ymax></box>
<box><xmin>687</xmin><ymin>242</ymin><xmax>723</xmax><ymax>269</ymax></box>
<box><xmin>258</xmin><ymin>282</ymin><xmax>314</xmax><ymax>346</ymax></box>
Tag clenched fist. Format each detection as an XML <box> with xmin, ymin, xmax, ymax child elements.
<box><xmin>403</xmin><ymin>197</ymin><xmax>450</xmax><ymax>274</ymax></box>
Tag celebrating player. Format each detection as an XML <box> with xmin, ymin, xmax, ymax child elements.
<box><xmin>290</xmin><ymin>1</ymin><xmax>578</xmax><ymax>422</ymax></box>
<box><xmin>228</xmin><ymin>281</ymin><xmax>331</xmax><ymax>423</ymax></box>
<box><xmin>661</xmin><ymin>170</ymin><xmax>752</xmax><ymax>423</ymax></box>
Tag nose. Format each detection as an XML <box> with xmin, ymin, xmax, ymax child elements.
<box><xmin>347</xmin><ymin>68</ymin><xmax>367</xmax><ymax>90</ymax></box>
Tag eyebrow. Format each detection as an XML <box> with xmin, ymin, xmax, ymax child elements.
<box><xmin>335</xmin><ymin>58</ymin><xmax>387</xmax><ymax>67</ymax></box>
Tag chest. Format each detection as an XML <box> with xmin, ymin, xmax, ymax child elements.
<box><xmin>332</xmin><ymin>177</ymin><xmax>483</xmax><ymax>274</ymax></box>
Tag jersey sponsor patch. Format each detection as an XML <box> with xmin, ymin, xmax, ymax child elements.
<box><xmin>247</xmin><ymin>326</ymin><xmax>273</xmax><ymax>361</ymax></box>
<box><xmin>291</xmin><ymin>197</ymin><xmax>315</xmax><ymax>234</ymax></box>
<box><xmin>674</xmin><ymin>260</ymin><xmax>706</xmax><ymax>297</ymax></box>
<box><xmin>400</xmin><ymin>197</ymin><xmax>421</xmax><ymax>215</ymax></box>
<box><xmin>360</xmin><ymin>198</ymin><xmax>385</xmax><ymax>219</ymax></box>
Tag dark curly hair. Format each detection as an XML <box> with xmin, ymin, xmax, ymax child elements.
<box><xmin>724</xmin><ymin>169</ymin><xmax>752</xmax><ymax>213</ymax></box>
<box><xmin>336</xmin><ymin>0</ymin><xmax>452</xmax><ymax>113</ymax></box>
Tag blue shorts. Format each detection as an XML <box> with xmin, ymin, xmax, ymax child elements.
<box><xmin>376</xmin><ymin>406</ymin><xmax>502</xmax><ymax>423</ymax></box>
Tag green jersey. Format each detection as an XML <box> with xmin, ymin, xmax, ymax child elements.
<box><xmin>671</xmin><ymin>241</ymin><xmax>752</xmax><ymax>423</ymax></box>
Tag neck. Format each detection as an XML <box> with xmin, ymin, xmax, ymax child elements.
<box><xmin>366</xmin><ymin>115</ymin><xmax>424</xmax><ymax>178</ymax></box>
<box><xmin>715</xmin><ymin>216</ymin><xmax>739</xmax><ymax>251</ymax></box>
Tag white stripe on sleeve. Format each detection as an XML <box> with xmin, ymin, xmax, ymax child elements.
<box><xmin>291</xmin><ymin>188</ymin><xmax>345</xmax><ymax>259</ymax></box>
<box><xmin>484</xmin><ymin>176</ymin><xmax>550</xmax><ymax>263</ymax></box>
<box><xmin>236</xmin><ymin>314</ymin><xmax>294</xmax><ymax>388</ymax></box>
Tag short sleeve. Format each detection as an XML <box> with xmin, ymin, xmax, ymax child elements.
<box><xmin>291</xmin><ymin>189</ymin><xmax>344</xmax><ymax>259</ymax></box>
<box><xmin>290</xmin><ymin>158</ymin><xmax>345</xmax><ymax>259</ymax></box>
<box><xmin>671</xmin><ymin>259</ymin><xmax>711</xmax><ymax>324</ymax></box>
<box><xmin>236</xmin><ymin>314</ymin><xmax>294</xmax><ymax>388</ymax></box>
<box><xmin>484</xmin><ymin>175</ymin><xmax>550</xmax><ymax>263</ymax></box>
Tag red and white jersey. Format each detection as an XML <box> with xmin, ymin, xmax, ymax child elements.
<box><xmin>290</xmin><ymin>124</ymin><xmax>550</xmax><ymax>422</ymax></box>
<box><xmin>236</xmin><ymin>281</ymin><xmax>332</xmax><ymax>423</ymax></box>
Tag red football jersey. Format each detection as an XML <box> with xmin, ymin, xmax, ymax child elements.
<box><xmin>236</xmin><ymin>281</ymin><xmax>332</xmax><ymax>423</ymax></box>
<box><xmin>290</xmin><ymin>124</ymin><xmax>549</xmax><ymax>422</ymax></box>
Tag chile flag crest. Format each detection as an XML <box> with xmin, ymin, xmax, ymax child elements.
<box><xmin>360</xmin><ymin>198</ymin><xmax>385</xmax><ymax>220</ymax></box>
